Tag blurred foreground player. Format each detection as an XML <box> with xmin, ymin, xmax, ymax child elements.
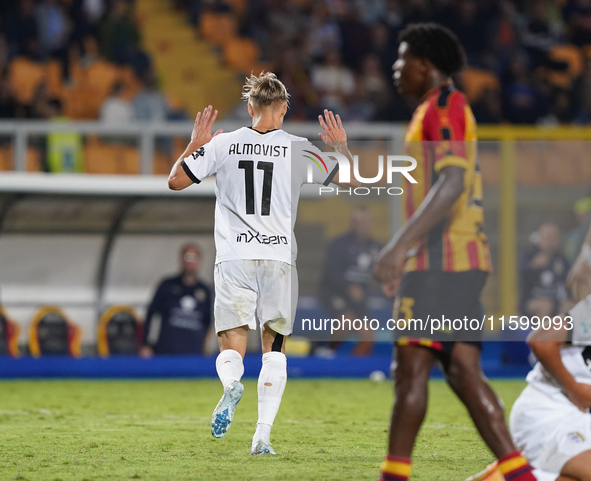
<box><xmin>373</xmin><ymin>24</ymin><xmax>537</xmax><ymax>481</ymax></box>
<box><xmin>140</xmin><ymin>244</ymin><xmax>212</xmax><ymax>356</ymax></box>
<box><xmin>168</xmin><ymin>73</ymin><xmax>358</xmax><ymax>454</ymax></box>
<box><xmin>468</xmin><ymin>298</ymin><xmax>591</xmax><ymax>481</ymax></box>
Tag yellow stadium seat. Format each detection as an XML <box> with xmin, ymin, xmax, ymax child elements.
<box><xmin>461</xmin><ymin>68</ymin><xmax>500</xmax><ymax>104</ymax></box>
<box><xmin>224</xmin><ymin>38</ymin><xmax>260</xmax><ymax>73</ymax></box>
<box><xmin>153</xmin><ymin>152</ymin><xmax>172</xmax><ymax>175</ymax></box>
<box><xmin>200</xmin><ymin>12</ymin><xmax>238</xmax><ymax>46</ymax></box>
<box><xmin>548</xmin><ymin>45</ymin><xmax>583</xmax><ymax>89</ymax></box>
<box><xmin>225</xmin><ymin>0</ymin><xmax>247</xmax><ymax>17</ymax></box>
<box><xmin>0</xmin><ymin>145</ymin><xmax>12</xmax><ymax>171</ymax></box>
<box><xmin>26</xmin><ymin>147</ymin><xmax>41</xmax><ymax>172</ymax></box>
<box><xmin>84</xmin><ymin>142</ymin><xmax>140</xmax><ymax>174</ymax></box>
<box><xmin>46</xmin><ymin>59</ymin><xmax>64</xmax><ymax>98</ymax></box>
<box><xmin>8</xmin><ymin>57</ymin><xmax>46</xmax><ymax>104</ymax></box>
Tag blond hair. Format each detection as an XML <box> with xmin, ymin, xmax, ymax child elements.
<box><xmin>241</xmin><ymin>72</ymin><xmax>289</xmax><ymax>107</ymax></box>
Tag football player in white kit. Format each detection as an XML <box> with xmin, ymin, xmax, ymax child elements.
<box><xmin>467</xmin><ymin>300</ymin><xmax>591</xmax><ymax>481</ymax></box>
<box><xmin>167</xmin><ymin>72</ymin><xmax>357</xmax><ymax>455</ymax></box>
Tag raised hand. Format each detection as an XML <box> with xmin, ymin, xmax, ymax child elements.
<box><xmin>190</xmin><ymin>105</ymin><xmax>223</xmax><ymax>147</ymax></box>
<box><xmin>318</xmin><ymin>109</ymin><xmax>347</xmax><ymax>148</ymax></box>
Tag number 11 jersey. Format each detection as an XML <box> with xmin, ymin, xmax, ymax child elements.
<box><xmin>181</xmin><ymin>126</ymin><xmax>339</xmax><ymax>266</ymax></box>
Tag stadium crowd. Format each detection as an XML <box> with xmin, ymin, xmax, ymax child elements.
<box><xmin>0</xmin><ymin>0</ymin><xmax>182</xmax><ymax>122</ymax></box>
<box><xmin>184</xmin><ymin>0</ymin><xmax>591</xmax><ymax>124</ymax></box>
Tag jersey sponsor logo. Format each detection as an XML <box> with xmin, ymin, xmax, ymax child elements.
<box><xmin>191</xmin><ymin>147</ymin><xmax>205</xmax><ymax>159</ymax></box>
<box><xmin>236</xmin><ymin>230</ymin><xmax>288</xmax><ymax>245</ymax></box>
<box><xmin>567</xmin><ymin>431</ymin><xmax>585</xmax><ymax>443</ymax></box>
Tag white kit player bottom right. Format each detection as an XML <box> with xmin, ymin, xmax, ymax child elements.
<box><xmin>210</xmin><ymin>259</ymin><xmax>297</xmax><ymax>455</ymax></box>
<box><xmin>510</xmin><ymin>295</ymin><xmax>591</xmax><ymax>480</ymax></box>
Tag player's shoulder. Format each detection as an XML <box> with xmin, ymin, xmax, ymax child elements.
<box><xmin>426</xmin><ymin>85</ymin><xmax>467</xmax><ymax>112</ymax></box>
<box><xmin>210</xmin><ymin>127</ymin><xmax>247</xmax><ymax>144</ymax></box>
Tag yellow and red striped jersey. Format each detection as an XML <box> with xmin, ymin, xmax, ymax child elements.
<box><xmin>402</xmin><ymin>82</ymin><xmax>491</xmax><ymax>273</ymax></box>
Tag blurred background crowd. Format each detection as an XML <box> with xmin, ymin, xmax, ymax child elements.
<box><xmin>4</xmin><ymin>0</ymin><xmax>591</xmax><ymax>124</ymax></box>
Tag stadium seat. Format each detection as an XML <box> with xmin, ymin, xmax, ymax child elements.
<box><xmin>153</xmin><ymin>151</ymin><xmax>172</xmax><ymax>175</ymax></box>
<box><xmin>0</xmin><ymin>145</ymin><xmax>12</xmax><ymax>171</ymax></box>
<box><xmin>84</xmin><ymin>141</ymin><xmax>140</xmax><ymax>174</ymax></box>
<box><xmin>26</xmin><ymin>147</ymin><xmax>42</xmax><ymax>172</ymax></box>
<box><xmin>8</xmin><ymin>57</ymin><xmax>46</xmax><ymax>104</ymax></box>
<box><xmin>97</xmin><ymin>306</ymin><xmax>143</xmax><ymax>357</ymax></box>
<box><xmin>223</xmin><ymin>38</ymin><xmax>260</xmax><ymax>73</ymax></box>
<box><xmin>28</xmin><ymin>306</ymin><xmax>82</xmax><ymax>357</ymax></box>
<box><xmin>45</xmin><ymin>59</ymin><xmax>64</xmax><ymax>99</ymax></box>
<box><xmin>461</xmin><ymin>68</ymin><xmax>500</xmax><ymax>104</ymax></box>
<box><xmin>225</xmin><ymin>0</ymin><xmax>247</xmax><ymax>18</ymax></box>
<box><xmin>0</xmin><ymin>308</ymin><xmax>20</xmax><ymax>356</ymax></box>
<box><xmin>199</xmin><ymin>12</ymin><xmax>238</xmax><ymax>46</ymax></box>
<box><xmin>547</xmin><ymin>45</ymin><xmax>583</xmax><ymax>89</ymax></box>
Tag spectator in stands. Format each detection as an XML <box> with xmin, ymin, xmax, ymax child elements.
<box><xmin>45</xmin><ymin>98</ymin><xmax>85</xmax><ymax>173</ymax></box>
<box><xmin>311</xmin><ymin>49</ymin><xmax>355</xmax><ymax>114</ymax></box>
<box><xmin>337</xmin><ymin>3</ymin><xmax>372</xmax><ymax>70</ymax></box>
<box><xmin>275</xmin><ymin>47</ymin><xmax>318</xmax><ymax>121</ymax></box>
<box><xmin>317</xmin><ymin>206</ymin><xmax>383</xmax><ymax>357</ymax></box>
<box><xmin>471</xmin><ymin>86</ymin><xmax>503</xmax><ymax>123</ymax></box>
<box><xmin>98</xmin><ymin>0</ymin><xmax>140</xmax><ymax>64</ymax></box>
<box><xmin>308</xmin><ymin>2</ymin><xmax>341</xmax><ymax>62</ymax></box>
<box><xmin>140</xmin><ymin>244</ymin><xmax>212</xmax><ymax>356</ymax></box>
<box><xmin>520</xmin><ymin>223</ymin><xmax>570</xmax><ymax>318</ymax></box>
<box><xmin>358</xmin><ymin>53</ymin><xmax>391</xmax><ymax>120</ymax></box>
<box><xmin>36</xmin><ymin>0</ymin><xmax>70</xmax><ymax>60</ymax></box>
<box><xmin>563</xmin><ymin>0</ymin><xmax>591</xmax><ymax>46</ymax></box>
<box><xmin>503</xmin><ymin>53</ymin><xmax>545</xmax><ymax>123</ymax></box>
<box><xmin>100</xmin><ymin>81</ymin><xmax>133</xmax><ymax>124</ymax></box>
<box><xmin>0</xmin><ymin>76</ymin><xmax>17</xmax><ymax>119</ymax></box>
<box><xmin>445</xmin><ymin>0</ymin><xmax>491</xmax><ymax>67</ymax></box>
<box><xmin>4</xmin><ymin>0</ymin><xmax>39</xmax><ymax>58</ymax></box>
<box><xmin>520</xmin><ymin>0</ymin><xmax>561</xmax><ymax>69</ymax></box>
<box><xmin>133</xmin><ymin>69</ymin><xmax>169</xmax><ymax>122</ymax></box>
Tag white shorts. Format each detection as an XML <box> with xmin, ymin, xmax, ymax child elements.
<box><xmin>510</xmin><ymin>384</ymin><xmax>591</xmax><ymax>474</ymax></box>
<box><xmin>214</xmin><ymin>260</ymin><xmax>297</xmax><ymax>336</ymax></box>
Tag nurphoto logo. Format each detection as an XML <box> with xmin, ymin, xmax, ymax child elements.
<box><xmin>305</xmin><ymin>151</ymin><xmax>418</xmax><ymax>195</ymax></box>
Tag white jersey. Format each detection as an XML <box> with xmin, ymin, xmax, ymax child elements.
<box><xmin>527</xmin><ymin>294</ymin><xmax>591</xmax><ymax>400</ymax></box>
<box><xmin>181</xmin><ymin>127</ymin><xmax>339</xmax><ymax>265</ymax></box>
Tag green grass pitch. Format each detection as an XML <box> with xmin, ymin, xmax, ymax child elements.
<box><xmin>0</xmin><ymin>378</ymin><xmax>527</xmax><ymax>481</ymax></box>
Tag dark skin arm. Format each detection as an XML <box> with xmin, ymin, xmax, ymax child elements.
<box><xmin>373</xmin><ymin>165</ymin><xmax>465</xmax><ymax>295</ymax></box>
<box><xmin>527</xmin><ymin>322</ymin><xmax>591</xmax><ymax>412</ymax></box>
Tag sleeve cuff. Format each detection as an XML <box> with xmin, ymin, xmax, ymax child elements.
<box><xmin>181</xmin><ymin>160</ymin><xmax>201</xmax><ymax>184</ymax></box>
<box><xmin>433</xmin><ymin>155</ymin><xmax>469</xmax><ymax>174</ymax></box>
<box><xmin>323</xmin><ymin>163</ymin><xmax>340</xmax><ymax>186</ymax></box>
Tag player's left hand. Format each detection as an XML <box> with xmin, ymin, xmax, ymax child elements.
<box><xmin>318</xmin><ymin>109</ymin><xmax>347</xmax><ymax>148</ymax></box>
<box><xmin>190</xmin><ymin>105</ymin><xmax>223</xmax><ymax>148</ymax></box>
<box><xmin>373</xmin><ymin>241</ymin><xmax>408</xmax><ymax>295</ymax></box>
<box><xmin>567</xmin><ymin>254</ymin><xmax>591</xmax><ymax>301</ymax></box>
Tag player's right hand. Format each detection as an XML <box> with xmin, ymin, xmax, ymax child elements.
<box><xmin>190</xmin><ymin>105</ymin><xmax>223</xmax><ymax>148</ymax></box>
<box><xmin>567</xmin><ymin>381</ymin><xmax>591</xmax><ymax>412</ymax></box>
<box><xmin>318</xmin><ymin>109</ymin><xmax>347</xmax><ymax>149</ymax></box>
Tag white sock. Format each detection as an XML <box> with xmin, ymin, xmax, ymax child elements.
<box><xmin>254</xmin><ymin>351</ymin><xmax>287</xmax><ymax>443</ymax></box>
<box><xmin>215</xmin><ymin>349</ymin><xmax>244</xmax><ymax>391</ymax></box>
